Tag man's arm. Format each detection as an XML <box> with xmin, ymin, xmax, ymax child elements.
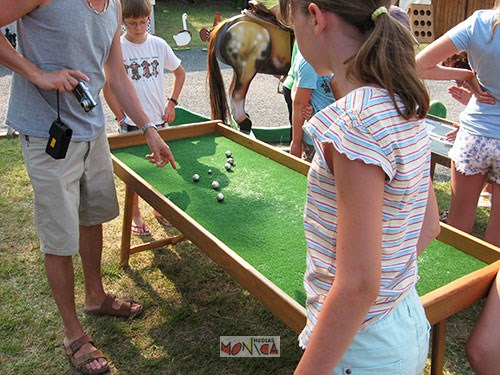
<box><xmin>104</xmin><ymin>6</ymin><xmax>175</xmax><ymax>169</ymax></box>
<box><xmin>103</xmin><ymin>82</ymin><xmax>125</xmax><ymax>124</ymax></box>
<box><xmin>0</xmin><ymin>0</ymin><xmax>88</xmax><ymax>91</ymax></box>
<box><xmin>163</xmin><ymin>64</ymin><xmax>186</xmax><ymax>123</ymax></box>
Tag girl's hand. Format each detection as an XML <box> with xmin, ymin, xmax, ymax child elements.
<box><xmin>301</xmin><ymin>104</ymin><xmax>313</xmax><ymax>121</ymax></box>
<box><xmin>466</xmin><ymin>73</ymin><xmax>496</xmax><ymax>105</ymax></box>
<box><xmin>445</xmin><ymin>123</ymin><xmax>459</xmax><ymax>142</ymax></box>
<box><xmin>447</xmin><ymin>85</ymin><xmax>472</xmax><ymax>106</ymax></box>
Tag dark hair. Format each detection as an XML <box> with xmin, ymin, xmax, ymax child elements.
<box><xmin>121</xmin><ymin>0</ymin><xmax>151</xmax><ymax>19</ymax></box>
<box><xmin>280</xmin><ymin>0</ymin><xmax>429</xmax><ymax>119</ymax></box>
<box><xmin>442</xmin><ymin>51</ymin><xmax>470</xmax><ymax>70</ymax></box>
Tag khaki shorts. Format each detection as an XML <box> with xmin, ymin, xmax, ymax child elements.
<box><xmin>20</xmin><ymin>131</ymin><xmax>119</xmax><ymax>256</ymax></box>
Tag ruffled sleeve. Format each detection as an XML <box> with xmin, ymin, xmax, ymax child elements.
<box><xmin>305</xmin><ymin>102</ymin><xmax>397</xmax><ymax>181</ymax></box>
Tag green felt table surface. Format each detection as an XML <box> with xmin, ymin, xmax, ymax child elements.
<box><xmin>113</xmin><ymin>134</ymin><xmax>486</xmax><ymax>306</ymax></box>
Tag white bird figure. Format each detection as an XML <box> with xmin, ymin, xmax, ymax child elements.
<box><xmin>173</xmin><ymin>13</ymin><xmax>192</xmax><ymax>49</ymax></box>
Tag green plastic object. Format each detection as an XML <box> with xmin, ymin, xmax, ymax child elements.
<box><xmin>252</xmin><ymin>126</ymin><xmax>291</xmax><ymax>143</ymax></box>
<box><xmin>429</xmin><ymin>100</ymin><xmax>447</xmax><ymax>119</ymax></box>
<box><xmin>170</xmin><ymin>106</ymin><xmax>210</xmax><ymax>126</ymax></box>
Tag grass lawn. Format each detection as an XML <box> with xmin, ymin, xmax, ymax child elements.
<box><xmin>0</xmin><ymin>135</ymin><xmax>491</xmax><ymax>375</ymax></box>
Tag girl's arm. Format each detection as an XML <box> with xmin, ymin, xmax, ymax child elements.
<box><xmin>416</xmin><ymin>36</ymin><xmax>494</xmax><ymax>104</ymax></box>
<box><xmin>290</xmin><ymin>86</ymin><xmax>312</xmax><ymax>158</ymax></box>
<box><xmin>416</xmin><ymin>36</ymin><xmax>474</xmax><ymax>82</ymax></box>
<box><xmin>417</xmin><ymin>180</ymin><xmax>440</xmax><ymax>256</ymax></box>
<box><xmin>295</xmin><ymin>144</ymin><xmax>384</xmax><ymax>374</ymax></box>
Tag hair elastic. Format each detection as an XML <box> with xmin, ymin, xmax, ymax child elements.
<box><xmin>371</xmin><ymin>6</ymin><xmax>388</xmax><ymax>21</ymax></box>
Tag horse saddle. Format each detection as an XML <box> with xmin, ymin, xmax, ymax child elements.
<box><xmin>242</xmin><ymin>1</ymin><xmax>291</xmax><ymax>31</ymax></box>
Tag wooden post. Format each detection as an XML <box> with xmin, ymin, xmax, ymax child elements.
<box><xmin>431</xmin><ymin>320</ymin><xmax>447</xmax><ymax>375</ymax></box>
<box><xmin>120</xmin><ymin>184</ymin><xmax>134</xmax><ymax>267</ymax></box>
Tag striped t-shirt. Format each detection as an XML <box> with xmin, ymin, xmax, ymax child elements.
<box><xmin>299</xmin><ymin>86</ymin><xmax>430</xmax><ymax>348</ymax></box>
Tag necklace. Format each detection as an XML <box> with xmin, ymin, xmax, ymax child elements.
<box><xmin>87</xmin><ymin>0</ymin><xmax>108</xmax><ymax>15</ymax></box>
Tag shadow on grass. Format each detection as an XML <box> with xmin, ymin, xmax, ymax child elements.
<box><xmin>112</xmin><ymin>239</ymin><xmax>302</xmax><ymax>374</ymax></box>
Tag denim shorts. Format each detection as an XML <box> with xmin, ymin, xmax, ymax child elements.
<box><xmin>448</xmin><ymin>128</ymin><xmax>500</xmax><ymax>184</ymax></box>
<box><xmin>20</xmin><ymin>131</ymin><xmax>119</xmax><ymax>256</ymax></box>
<box><xmin>333</xmin><ymin>288</ymin><xmax>430</xmax><ymax>375</ymax></box>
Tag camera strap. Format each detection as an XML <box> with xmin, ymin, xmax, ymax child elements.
<box><xmin>56</xmin><ymin>90</ymin><xmax>61</xmax><ymax>121</ymax></box>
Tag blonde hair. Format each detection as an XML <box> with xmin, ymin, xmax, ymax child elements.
<box><xmin>280</xmin><ymin>0</ymin><xmax>429</xmax><ymax>119</ymax></box>
<box><xmin>121</xmin><ymin>0</ymin><xmax>151</xmax><ymax>19</ymax></box>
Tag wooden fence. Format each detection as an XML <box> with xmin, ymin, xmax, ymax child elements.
<box><xmin>432</xmin><ymin>0</ymin><xmax>500</xmax><ymax>39</ymax></box>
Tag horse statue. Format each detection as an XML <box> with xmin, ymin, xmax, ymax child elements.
<box><xmin>207</xmin><ymin>1</ymin><xmax>293</xmax><ymax>132</ymax></box>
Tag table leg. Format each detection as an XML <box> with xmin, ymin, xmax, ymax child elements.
<box><xmin>120</xmin><ymin>184</ymin><xmax>134</xmax><ymax>268</ymax></box>
<box><xmin>430</xmin><ymin>319</ymin><xmax>447</xmax><ymax>375</ymax></box>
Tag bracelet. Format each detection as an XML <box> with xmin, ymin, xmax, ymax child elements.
<box><xmin>141</xmin><ymin>122</ymin><xmax>157</xmax><ymax>134</ymax></box>
<box><xmin>167</xmin><ymin>97</ymin><xmax>178</xmax><ymax>106</ymax></box>
<box><xmin>117</xmin><ymin>116</ymin><xmax>126</xmax><ymax>126</ymax></box>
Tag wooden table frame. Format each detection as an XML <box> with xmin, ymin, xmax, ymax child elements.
<box><xmin>427</xmin><ymin>114</ymin><xmax>456</xmax><ymax>177</ymax></box>
<box><xmin>109</xmin><ymin>121</ymin><xmax>500</xmax><ymax>375</ymax></box>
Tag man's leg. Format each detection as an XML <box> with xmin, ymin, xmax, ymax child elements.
<box><xmin>45</xmin><ymin>254</ymin><xmax>108</xmax><ymax>372</ymax></box>
<box><xmin>80</xmin><ymin>224</ymin><xmax>141</xmax><ymax>314</ymax></box>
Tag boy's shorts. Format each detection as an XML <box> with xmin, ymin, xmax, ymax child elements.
<box><xmin>449</xmin><ymin>128</ymin><xmax>500</xmax><ymax>184</ymax></box>
<box><xmin>333</xmin><ymin>288</ymin><xmax>430</xmax><ymax>375</ymax></box>
<box><xmin>118</xmin><ymin>122</ymin><xmax>166</xmax><ymax>134</ymax></box>
<box><xmin>20</xmin><ymin>130</ymin><xmax>119</xmax><ymax>256</ymax></box>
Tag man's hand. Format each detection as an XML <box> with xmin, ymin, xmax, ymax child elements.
<box><xmin>33</xmin><ymin>69</ymin><xmax>89</xmax><ymax>92</ymax></box>
<box><xmin>144</xmin><ymin>128</ymin><xmax>177</xmax><ymax>168</ymax></box>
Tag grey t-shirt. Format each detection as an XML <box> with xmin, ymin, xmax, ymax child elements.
<box><xmin>7</xmin><ymin>0</ymin><xmax>119</xmax><ymax>141</ymax></box>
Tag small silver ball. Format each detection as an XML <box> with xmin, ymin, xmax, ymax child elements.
<box><xmin>225</xmin><ymin>150</ymin><xmax>232</xmax><ymax>158</ymax></box>
<box><xmin>227</xmin><ymin>157</ymin><xmax>234</xmax><ymax>165</ymax></box>
<box><xmin>192</xmin><ymin>174</ymin><xmax>200</xmax><ymax>182</ymax></box>
<box><xmin>208</xmin><ymin>169</ymin><xmax>212</xmax><ymax>174</ymax></box>
<box><xmin>224</xmin><ymin>163</ymin><xmax>231</xmax><ymax>171</ymax></box>
<box><xmin>211</xmin><ymin>180</ymin><xmax>220</xmax><ymax>189</ymax></box>
<box><xmin>217</xmin><ymin>193</ymin><xmax>224</xmax><ymax>202</ymax></box>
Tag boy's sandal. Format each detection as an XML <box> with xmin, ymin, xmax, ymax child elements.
<box><xmin>64</xmin><ymin>334</ymin><xmax>109</xmax><ymax>375</ymax></box>
<box><xmin>131</xmin><ymin>223</ymin><xmax>151</xmax><ymax>236</ymax></box>
<box><xmin>84</xmin><ymin>293</ymin><xmax>143</xmax><ymax>319</ymax></box>
<box><xmin>155</xmin><ymin>214</ymin><xmax>172</xmax><ymax>228</ymax></box>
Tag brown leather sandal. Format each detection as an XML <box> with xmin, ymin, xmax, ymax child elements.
<box><xmin>64</xmin><ymin>334</ymin><xmax>109</xmax><ymax>374</ymax></box>
<box><xmin>84</xmin><ymin>293</ymin><xmax>143</xmax><ymax>318</ymax></box>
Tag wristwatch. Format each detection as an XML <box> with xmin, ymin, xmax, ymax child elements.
<box><xmin>167</xmin><ymin>97</ymin><xmax>178</xmax><ymax>106</ymax></box>
<box><xmin>141</xmin><ymin>122</ymin><xmax>157</xmax><ymax>134</ymax></box>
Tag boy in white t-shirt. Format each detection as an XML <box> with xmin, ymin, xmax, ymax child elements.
<box><xmin>104</xmin><ymin>0</ymin><xmax>185</xmax><ymax>235</ymax></box>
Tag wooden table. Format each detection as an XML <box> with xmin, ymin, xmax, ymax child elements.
<box><xmin>108</xmin><ymin>121</ymin><xmax>500</xmax><ymax>375</ymax></box>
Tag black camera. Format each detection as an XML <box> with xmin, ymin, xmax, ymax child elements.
<box><xmin>46</xmin><ymin>118</ymin><xmax>73</xmax><ymax>159</ymax></box>
<box><xmin>73</xmin><ymin>81</ymin><xmax>97</xmax><ymax>112</ymax></box>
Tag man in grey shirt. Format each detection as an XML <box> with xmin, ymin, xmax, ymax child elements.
<box><xmin>0</xmin><ymin>0</ymin><xmax>176</xmax><ymax>373</ymax></box>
